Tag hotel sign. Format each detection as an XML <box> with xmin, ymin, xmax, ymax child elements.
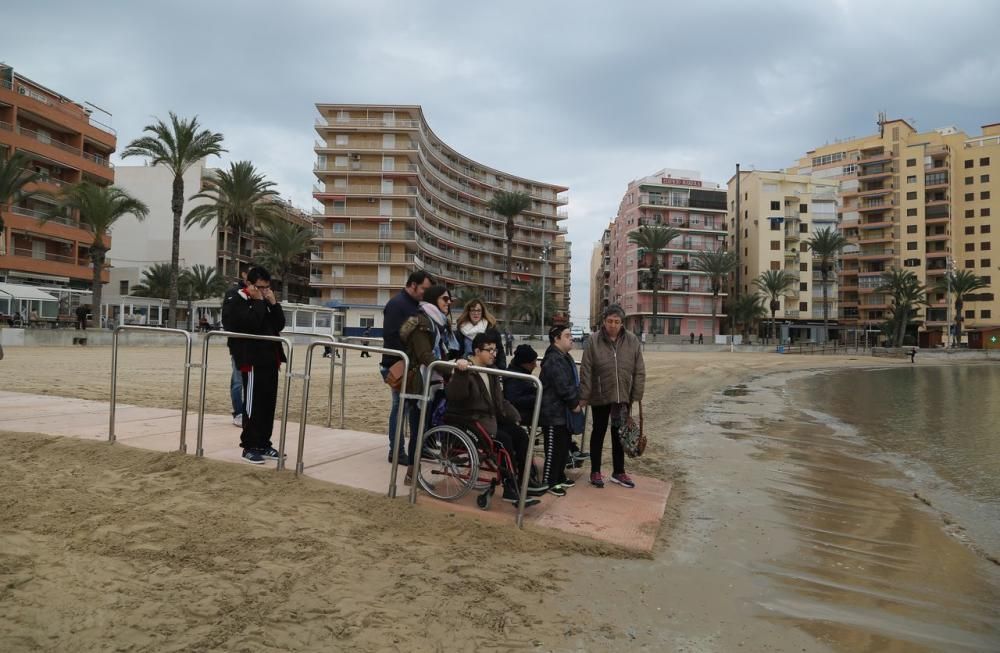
<box><xmin>661</xmin><ymin>177</ymin><xmax>702</xmax><ymax>188</ymax></box>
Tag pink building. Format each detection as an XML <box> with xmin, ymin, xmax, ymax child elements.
<box><xmin>607</xmin><ymin>169</ymin><xmax>729</xmax><ymax>337</ymax></box>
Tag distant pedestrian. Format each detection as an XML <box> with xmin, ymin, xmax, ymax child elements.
<box><xmin>74</xmin><ymin>305</ymin><xmax>88</xmax><ymax>330</ymax></box>
<box><xmin>698</xmin><ymin>333</ymin><xmax>704</xmax><ymax>345</ymax></box>
<box><xmin>360</xmin><ymin>327</ymin><xmax>372</xmax><ymax>358</ymax></box>
<box><xmin>909</xmin><ymin>347</ymin><xmax>917</xmax><ymax>363</ymax></box>
<box><xmin>505</xmin><ymin>329</ymin><xmax>514</xmax><ymax>354</ymax></box>
<box><xmin>689</xmin><ymin>332</ymin><xmax>695</xmax><ymax>344</ymax></box>
<box><xmin>641</xmin><ymin>331</ymin><xmax>647</xmax><ymax>350</ymax></box>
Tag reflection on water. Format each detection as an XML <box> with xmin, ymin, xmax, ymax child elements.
<box><xmin>710</xmin><ymin>371</ymin><xmax>1000</xmax><ymax>652</ymax></box>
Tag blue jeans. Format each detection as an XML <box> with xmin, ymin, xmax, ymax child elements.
<box><xmin>230</xmin><ymin>357</ymin><xmax>244</xmax><ymax>417</ymax></box>
<box><xmin>380</xmin><ymin>365</ymin><xmax>421</xmax><ymax>460</ymax></box>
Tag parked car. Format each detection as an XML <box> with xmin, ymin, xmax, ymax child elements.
<box><xmin>570</xmin><ymin>327</ymin><xmax>586</xmax><ymax>342</ymax></box>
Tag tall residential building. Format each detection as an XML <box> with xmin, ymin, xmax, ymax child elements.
<box><xmin>727</xmin><ymin>171</ymin><xmax>839</xmax><ymax>341</ymax></box>
<box><xmin>310</xmin><ymin>104</ymin><xmax>570</xmax><ymax>326</ymax></box>
<box><xmin>0</xmin><ymin>64</ymin><xmax>116</xmax><ymax>291</ymax></box>
<box><xmin>791</xmin><ymin>118</ymin><xmax>1000</xmax><ymax>346</ymax></box>
<box><xmin>588</xmin><ymin>229</ymin><xmax>611</xmax><ymax>328</ymax></box>
<box><xmin>111</xmin><ymin>159</ymin><xmax>317</xmax><ymax>305</ymax></box>
<box><xmin>607</xmin><ymin>169</ymin><xmax>728</xmax><ymax>337</ymax></box>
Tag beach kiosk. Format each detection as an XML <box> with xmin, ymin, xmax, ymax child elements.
<box><xmin>965</xmin><ymin>326</ymin><xmax>1000</xmax><ymax>350</ymax></box>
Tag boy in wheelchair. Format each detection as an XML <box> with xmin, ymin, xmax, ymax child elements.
<box><xmin>445</xmin><ymin>333</ymin><xmax>548</xmax><ymax>507</ymax></box>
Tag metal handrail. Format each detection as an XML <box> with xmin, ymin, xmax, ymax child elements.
<box><xmin>294</xmin><ymin>340</ymin><xmax>410</xmax><ymax>497</ymax></box>
<box><xmin>408</xmin><ymin>360</ymin><xmax>543</xmax><ymax>528</ymax></box>
<box><xmin>280</xmin><ymin>331</ymin><xmax>342</xmax><ymax>427</ymax></box>
<box><xmin>110</xmin><ymin>325</ymin><xmax>194</xmax><ymax>451</ymax></box>
<box><xmin>196</xmin><ymin>330</ymin><xmax>294</xmax><ymax>470</ymax></box>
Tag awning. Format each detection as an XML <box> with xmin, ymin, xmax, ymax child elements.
<box><xmin>0</xmin><ymin>282</ymin><xmax>59</xmax><ymax>302</ymax></box>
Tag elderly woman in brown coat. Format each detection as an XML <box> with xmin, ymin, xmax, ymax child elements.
<box><xmin>580</xmin><ymin>304</ymin><xmax>645</xmax><ymax>489</ymax></box>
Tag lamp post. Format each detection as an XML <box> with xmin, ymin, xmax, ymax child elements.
<box><xmin>539</xmin><ymin>241</ymin><xmax>552</xmax><ymax>339</ymax></box>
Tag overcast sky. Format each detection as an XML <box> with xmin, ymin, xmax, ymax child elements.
<box><xmin>6</xmin><ymin>0</ymin><xmax>1000</xmax><ymax>322</ymax></box>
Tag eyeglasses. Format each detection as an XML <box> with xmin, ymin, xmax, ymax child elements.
<box><xmin>441</xmin><ymin>296</ymin><xmax>452</xmax><ymax>303</ymax></box>
<box><xmin>479</xmin><ymin>347</ymin><xmax>497</xmax><ymax>354</ymax></box>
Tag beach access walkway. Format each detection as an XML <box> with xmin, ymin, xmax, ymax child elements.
<box><xmin>1</xmin><ymin>390</ymin><xmax>670</xmax><ymax>552</ymax></box>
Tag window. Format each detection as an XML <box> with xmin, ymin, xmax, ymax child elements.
<box><xmin>966</xmin><ymin>209</ymin><xmax>976</xmax><ymax>218</ymax></box>
<box><xmin>811</xmin><ymin>152</ymin><xmax>845</xmax><ymax>167</ymax></box>
<box><xmin>770</xmin><ymin>201</ymin><xmax>780</xmax><ymax>210</ymax></box>
<box><xmin>982</xmin><ymin>225</ymin><xmax>991</xmax><ymax>234</ymax></box>
<box><xmin>966</xmin><ymin>226</ymin><xmax>976</xmax><ymax>235</ymax></box>
<box><xmin>770</xmin><ymin>261</ymin><xmax>781</xmax><ymax>271</ymax></box>
<box><xmin>982</xmin><ymin>174</ymin><xmax>991</xmax><ymax>183</ymax></box>
<box><xmin>966</xmin><ymin>243</ymin><xmax>976</xmax><ymax>252</ymax></box>
<box><xmin>907</xmin><ymin>175</ymin><xmax>917</xmax><ymax>183</ymax></box>
<box><xmin>983</xmin><ymin>276</ymin><xmax>992</xmax><ymax>284</ymax></box>
<box><xmin>332</xmin><ymin>223</ymin><xmax>346</xmax><ymax>233</ymax></box>
<box><xmin>982</xmin><ymin>191</ymin><xmax>991</xmax><ymax>200</ymax></box>
<box><xmin>983</xmin><ymin>242</ymin><xmax>991</xmax><ymax>251</ymax></box>
<box><xmin>359</xmin><ymin>316</ymin><xmax>375</xmax><ymax>329</ymax></box>
<box><xmin>800</xmin><ymin>262</ymin><xmax>808</xmax><ymax>271</ymax></box>
<box><xmin>966</xmin><ymin>310</ymin><xmax>976</xmax><ymax>319</ymax></box>
<box><xmin>799</xmin><ymin>204</ymin><xmax>808</xmax><ymax>213</ymax></box>
<box><xmin>800</xmin><ymin>282</ymin><xmax>808</xmax><ymax>291</ymax></box>
<box><xmin>799</xmin><ymin>302</ymin><xmax>808</xmax><ymax>311</ymax></box>
<box><xmin>904</xmin><ymin>258</ymin><xmax>921</xmax><ymax>267</ymax></box>
<box><xmin>965</xmin><ymin>260</ymin><xmax>975</xmax><ymax>269</ymax></box>
<box><xmin>907</xmin><ymin>208</ymin><xmax>918</xmax><ymax>216</ymax></box>
<box><xmin>909</xmin><ymin>242</ymin><xmax>920</xmax><ymax>251</ymax></box>
<box><xmin>966</xmin><ymin>193</ymin><xmax>975</xmax><ymax>201</ymax></box>
<box><xmin>966</xmin><ymin>176</ymin><xmax>975</xmax><ymax>185</ymax></box>
<box><xmin>770</xmin><ymin>220</ymin><xmax>780</xmax><ymax>231</ymax></box>
<box><xmin>965</xmin><ymin>159</ymin><xmax>974</xmax><ymax>168</ymax></box>
<box><xmin>984</xmin><ymin>208</ymin><xmax>992</xmax><ymax>217</ymax></box>
<box><xmin>907</xmin><ymin>225</ymin><xmax>918</xmax><ymax>234</ymax></box>
<box><xmin>770</xmin><ymin>240</ymin><xmax>780</xmax><ymax>250</ymax></box>
<box><xmin>982</xmin><ymin>259</ymin><xmax>991</xmax><ymax>267</ymax></box>
<box><xmin>119</xmin><ymin>280</ymin><xmax>129</xmax><ymax>295</ymax></box>
<box><xmin>799</xmin><ymin>223</ymin><xmax>808</xmax><ymax>233</ymax></box>
<box><xmin>907</xmin><ymin>158</ymin><xmax>917</xmax><ymax>167</ymax></box>
<box><xmin>981</xmin><ymin>157</ymin><xmax>991</xmax><ymax>166</ymax></box>
<box><xmin>906</xmin><ymin>191</ymin><xmax>918</xmax><ymax>200</ymax></box>
<box><xmin>983</xmin><ymin>310</ymin><xmax>993</xmax><ymax>319</ymax></box>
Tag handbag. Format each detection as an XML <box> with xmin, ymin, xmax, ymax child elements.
<box><xmin>566</xmin><ymin>407</ymin><xmax>586</xmax><ymax>435</ymax></box>
<box><xmin>384</xmin><ymin>360</ymin><xmax>417</xmax><ymax>393</ymax></box>
<box><xmin>620</xmin><ymin>402</ymin><xmax>646</xmax><ymax>458</ymax></box>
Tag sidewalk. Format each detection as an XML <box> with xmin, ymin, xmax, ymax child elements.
<box><xmin>0</xmin><ymin>390</ymin><xmax>671</xmax><ymax>552</ymax></box>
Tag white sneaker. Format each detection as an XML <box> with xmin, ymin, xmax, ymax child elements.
<box><xmin>232</xmin><ymin>414</ymin><xmax>242</xmax><ymax>427</ymax></box>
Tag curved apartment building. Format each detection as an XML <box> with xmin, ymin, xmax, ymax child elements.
<box><xmin>311</xmin><ymin>104</ymin><xmax>569</xmax><ymax>324</ymax></box>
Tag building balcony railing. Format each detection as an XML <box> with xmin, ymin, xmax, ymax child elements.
<box><xmin>8</xmin><ymin>205</ymin><xmax>94</xmax><ymax>232</ymax></box>
<box><xmin>13</xmin><ymin>125</ymin><xmax>114</xmax><ymax>169</ymax></box>
<box><xmin>315</xmin><ymin>117</ymin><xmax>421</xmax><ymax>129</ymax></box>
<box><xmin>314</xmin><ymin>140</ymin><xmax>417</xmax><ymax>152</ymax></box>
<box><xmin>310</xmin><ymin>274</ymin><xmax>410</xmax><ymax>287</ymax></box>
<box><xmin>315</xmin><ymin>228</ymin><xmax>417</xmax><ymax>241</ymax></box>
<box><xmin>313</xmin><ymin>184</ymin><xmax>418</xmax><ymax>196</ymax></box>
<box><xmin>11</xmin><ymin>246</ymin><xmax>78</xmax><ymax>264</ymax></box>
<box><xmin>314</xmin><ymin>161</ymin><xmax>419</xmax><ymax>173</ymax></box>
<box><xmin>314</xmin><ymin>206</ymin><xmax>417</xmax><ymax>218</ymax></box>
<box><xmin>311</xmin><ymin>252</ymin><xmax>415</xmax><ymax>264</ymax></box>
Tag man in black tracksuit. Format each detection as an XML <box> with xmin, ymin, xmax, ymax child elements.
<box><xmin>538</xmin><ymin>325</ymin><xmax>583</xmax><ymax>496</ymax></box>
<box><xmin>222</xmin><ymin>266</ymin><xmax>286</xmax><ymax>465</ymax></box>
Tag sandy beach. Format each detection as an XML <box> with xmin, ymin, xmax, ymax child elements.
<box><xmin>2</xmin><ymin>344</ymin><xmax>998</xmax><ymax>651</ymax></box>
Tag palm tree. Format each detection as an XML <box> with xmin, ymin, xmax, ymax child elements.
<box><xmin>877</xmin><ymin>268</ymin><xmax>926</xmax><ymax>347</ymax></box>
<box><xmin>752</xmin><ymin>270</ymin><xmax>796</xmax><ymax>344</ymax></box>
<box><xmin>130</xmin><ymin>262</ymin><xmax>175</xmax><ymax>297</ymax></box>
<box><xmin>692</xmin><ymin>248</ymin><xmax>737</xmax><ymax>338</ymax></box>
<box><xmin>184</xmin><ymin>160</ymin><xmax>280</xmax><ymax>276</ymax></box>
<box><xmin>508</xmin><ymin>281</ymin><xmax>555</xmax><ymax>331</ymax></box>
<box><xmin>179</xmin><ymin>264</ymin><xmax>227</xmax><ymax>331</ymax></box>
<box><xmin>807</xmin><ymin>227</ymin><xmax>849</xmax><ymax>343</ymax></box>
<box><xmin>122</xmin><ymin>113</ymin><xmax>225</xmax><ymax>327</ymax></box>
<box><xmin>0</xmin><ymin>151</ymin><xmax>44</xmax><ymax>256</ymax></box>
<box><xmin>253</xmin><ymin>219</ymin><xmax>315</xmax><ymax>301</ymax></box>
<box><xmin>934</xmin><ymin>270</ymin><xmax>989</xmax><ymax>347</ymax></box>
<box><xmin>731</xmin><ymin>292</ymin><xmax>768</xmax><ymax>340</ymax></box>
<box><xmin>488</xmin><ymin>190</ymin><xmax>532</xmax><ymax>328</ymax></box>
<box><xmin>628</xmin><ymin>225</ymin><xmax>681</xmax><ymax>335</ymax></box>
<box><xmin>46</xmin><ymin>183</ymin><xmax>149</xmax><ymax>326</ymax></box>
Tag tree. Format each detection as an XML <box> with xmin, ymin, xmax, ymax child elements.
<box><xmin>452</xmin><ymin>286</ymin><xmax>481</xmax><ymax>311</ymax></box>
<box><xmin>179</xmin><ymin>264</ymin><xmax>227</xmax><ymax>331</ymax></box>
<box><xmin>807</xmin><ymin>227</ymin><xmax>849</xmax><ymax>343</ymax></box>
<box><xmin>253</xmin><ymin>219</ymin><xmax>315</xmax><ymax>301</ymax></box>
<box><xmin>877</xmin><ymin>268</ymin><xmax>926</xmax><ymax>347</ymax></box>
<box><xmin>508</xmin><ymin>281</ymin><xmax>556</xmax><ymax>330</ymax></box>
<box><xmin>46</xmin><ymin>183</ymin><xmax>149</xmax><ymax>326</ymax></box>
<box><xmin>122</xmin><ymin>113</ymin><xmax>225</xmax><ymax>328</ymax></box>
<box><xmin>488</xmin><ymin>190</ymin><xmax>532</xmax><ymax>329</ymax></box>
<box><xmin>934</xmin><ymin>270</ymin><xmax>989</xmax><ymax>346</ymax></box>
<box><xmin>752</xmin><ymin>270</ymin><xmax>796</xmax><ymax>343</ymax></box>
<box><xmin>130</xmin><ymin>262</ymin><xmax>175</xmax><ymax>298</ymax></box>
<box><xmin>692</xmin><ymin>248</ymin><xmax>737</xmax><ymax>338</ymax></box>
<box><xmin>628</xmin><ymin>225</ymin><xmax>681</xmax><ymax>335</ymax></box>
<box><xmin>0</xmin><ymin>151</ymin><xmax>44</xmax><ymax>256</ymax></box>
<box><xmin>731</xmin><ymin>292</ymin><xmax>768</xmax><ymax>339</ymax></box>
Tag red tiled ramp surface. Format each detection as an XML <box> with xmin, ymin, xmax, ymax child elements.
<box><xmin>0</xmin><ymin>390</ymin><xmax>671</xmax><ymax>551</ymax></box>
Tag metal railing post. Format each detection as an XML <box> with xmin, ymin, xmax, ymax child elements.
<box><xmin>109</xmin><ymin>325</ymin><xmax>194</xmax><ymax>452</ymax></box>
<box><xmin>408</xmin><ymin>360</ymin><xmax>543</xmax><ymax>528</ymax></box>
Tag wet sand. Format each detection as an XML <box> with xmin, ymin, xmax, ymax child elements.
<box><xmin>2</xmin><ymin>345</ymin><xmax>998</xmax><ymax>651</ymax></box>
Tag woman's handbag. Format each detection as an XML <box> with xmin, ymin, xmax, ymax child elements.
<box><xmin>384</xmin><ymin>360</ymin><xmax>417</xmax><ymax>393</ymax></box>
<box><xmin>620</xmin><ymin>402</ymin><xmax>646</xmax><ymax>458</ymax></box>
<box><xmin>566</xmin><ymin>406</ymin><xmax>586</xmax><ymax>435</ymax></box>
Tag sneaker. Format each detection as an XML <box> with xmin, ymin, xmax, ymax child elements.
<box><xmin>241</xmin><ymin>449</ymin><xmax>265</xmax><ymax>465</ymax></box>
<box><xmin>610</xmin><ymin>473</ymin><xmax>636</xmax><ymax>489</ymax></box>
<box><xmin>559</xmin><ymin>477</ymin><xmax>576</xmax><ymax>488</ymax></box>
<box><xmin>548</xmin><ymin>485</ymin><xmax>567</xmax><ymax>497</ymax></box>
<box><xmin>501</xmin><ymin>487</ymin><xmax>541</xmax><ymax>507</ymax></box>
<box><xmin>572</xmin><ymin>451</ymin><xmax>590</xmax><ymax>461</ymax></box>
<box><xmin>527</xmin><ymin>485</ymin><xmax>548</xmax><ymax>498</ymax></box>
<box><xmin>590</xmin><ymin>472</ymin><xmax>605</xmax><ymax>488</ymax></box>
<box><xmin>527</xmin><ymin>481</ymin><xmax>549</xmax><ymax>494</ymax></box>
<box><xmin>232</xmin><ymin>414</ymin><xmax>242</xmax><ymax>427</ymax></box>
<box><xmin>261</xmin><ymin>447</ymin><xmax>285</xmax><ymax>460</ymax></box>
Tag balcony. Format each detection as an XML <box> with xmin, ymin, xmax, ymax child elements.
<box><xmin>858</xmin><ymin>199</ymin><xmax>895</xmax><ymax>212</ymax></box>
<box><xmin>925</xmin><ymin>249</ymin><xmax>950</xmax><ymax>259</ymax></box>
<box><xmin>857</xmin><ymin>165</ymin><xmax>893</xmax><ymax>180</ymax></box>
<box><xmin>315</xmin><ymin>228</ymin><xmax>417</xmax><ymax>241</ymax></box>
<box><xmin>314</xmin><ymin>117</ymin><xmax>420</xmax><ymax>130</ymax></box>
<box><xmin>858</xmin><ymin>248</ymin><xmax>894</xmax><ymax>261</ymax></box>
<box><xmin>638</xmin><ymin>193</ymin><xmax>689</xmax><ymax>209</ymax></box>
<box><xmin>313</xmin><ymin>184</ymin><xmax>418</xmax><ymax>197</ymax></box>
<box><xmin>311</xmin><ymin>252</ymin><xmax>415</xmax><ymax>264</ymax></box>
<box><xmin>309</xmin><ymin>274</ymin><xmax>409</xmax><ymax>288</ymax></box>
<box><xmin>13</xmin><ymin>125</ymin><xmax>113</xmax><ymax>170</ymax></box>
<box><xmin>858</xmin><ymin>185</ymin><xmax>894</xmax><ymax>198</ymax></box>
<box><xmin>859</xmin><ymin>149</ymin><xmax>892</xmax><ymax>164</ymax></box>
<box><xmin>314</xmin><ymin>161</ymin><xmax>419</xmax><ymax>174</ymax></box>
<box><xmin>314</xmin><ymin>206</ymin><xmax>417</xmax><ymax>218</ymax></box>
<box><xmin>314</xmin><ymin>140</ymin><xmax>418</xmax><ymax>153</ymax></box>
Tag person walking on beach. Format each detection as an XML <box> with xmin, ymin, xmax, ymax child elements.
<box><xmin>360</xmin><ymin>327</ymin><xmax>372</xmax><ymax>358</ymax></box>
<box><xmin>380</xmin><ymin>270</ymin><xmax>433</xmax><ymax>465</ymax></box>
<box><xmin>580</xmin><ymin>304</ymin><xmax>645</xmax><ymax>489</ymax></box>
<box><xmin>539</xmin><ymin>325</ymin><xmax>583</xmax><ymax>497</ymax></box>
<box><xmin>75</xmin><ymin>304</ymin><xmax>88</xmax><ymax>330</ymax></box>
<box><xmin>455</xmin><ymin>298</ymin><xmax>507</xmax><ymax>370</ymax></box>
<box><xmin>222</xmin><ymin>266</ymin><xmax>286</xmax><ymax>465</ymax></box>
<box><xmin>222</xmin><ymin>269</ymin><xmax>249</xmax><ymax>427</ymax></box>
<box><xmin>910</xmin><ymin>347</ymin><xmax>917</xmax><ymax>363</ymax></box>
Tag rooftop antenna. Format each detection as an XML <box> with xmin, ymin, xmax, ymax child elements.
<box><xmin>877</xmin><ymin>111</ymin><xmax>887</xmax><ymax>137</ymax></box>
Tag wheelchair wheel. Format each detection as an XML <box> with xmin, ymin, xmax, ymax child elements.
<box><xmin>476</xmin><ymin>486</ymin><xmax>493</xmax><ymax>511</ymax></box>
<box><xmin>417</xmin><ymin>425</ymin><xmax>480</xmax><ymax>501</ymax></box>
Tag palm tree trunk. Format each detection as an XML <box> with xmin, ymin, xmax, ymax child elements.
<box><xmin>651</xmin><ymin>262</ymin><xmax>660</xmax><ymax>336</ymax></box>
<box><xmin>710</xmin><ymin>288</ymin><xmax>718</xmax><ymax>338</ymax></box>
<box><xmin>91</xmin><ymin>248</ymin><xmax>105</xmax><ymax>330</ymax></box>
<box><xmin>505</xmin><ymin>217</ymin><xmax>514</xmax><ymax>330</ymax></box>
<box><xmin>955</xmin><ymin>298</ymin><xmax>963</xmax><ymax>347</ymax></box>
<box><xmin>822</xmin><ymin>268</ymin><xmax>829</xmax><ymax>344</ymax></box>
<box><xmin>169</xmin><ymin>174</ymin><xmax>184</xmax><ymax>328</ymax></box>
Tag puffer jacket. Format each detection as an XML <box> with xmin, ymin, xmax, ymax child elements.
<box><xmin>580</xmin><ymin>327</ymin><xmax>645</xmax><ymax>406</ymax></box>
<box><xmin>444</xmin><ymin>364</ymin><xmax>521</xmax><ymax>435</ymax></box>
<box><xmin>538</xmin><ymin>345</ymin><xmax>581</xmax><ymax>427</ymax></box>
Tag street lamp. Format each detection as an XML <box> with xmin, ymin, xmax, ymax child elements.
<box><xmin>540</xmin><ymin>241</ymin><xmax>552</xmax><ymax>339</ymax></box>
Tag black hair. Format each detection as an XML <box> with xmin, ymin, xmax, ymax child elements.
<box><xmin>423</xmin><ymin>284</ymin><xmax>450</xmax><ymax>306</ymax></box>
<box><xmin>472</xmin><ymin>332</ymin><xmax>497</xmax><ymax>352</ymax></box>
<box><xmin>406</xmin><ymin>270</ymin><xmax>433</xmax><ymax>287</ymax></box>
<box><xmin>548</xmin><ymin>325</ymin><xmax>570</xmax><ymax>344</ymax></box>
<box><xmin>246</xmin><ymin>266</ymin><xmax>271</xmax><ymax>283</ymax></box>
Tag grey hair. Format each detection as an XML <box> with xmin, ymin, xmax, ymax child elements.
<box><xmin>602</xmin><ymin>304</ymin><xmax>626</xmax><ymax>321</ymax></box>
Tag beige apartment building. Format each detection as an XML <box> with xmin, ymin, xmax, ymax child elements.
<box><xmin>310</xmin><ymin>104</ymin><xmax>570</xmax><ymax>333</ymax></box>
<box><xmin>727</xmin><ymin>171</ymin><xmax>839</xmax><ymax>342</ymax></box>
<box><xmin>589</xmin><ymin>229</ymin><xmax>611</xmax><ymax>328</ymax></box>
<box><xmin>791</xmin><ymin>118</ymin><xmax>1000</xmax><ymax>346</ymax></box>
